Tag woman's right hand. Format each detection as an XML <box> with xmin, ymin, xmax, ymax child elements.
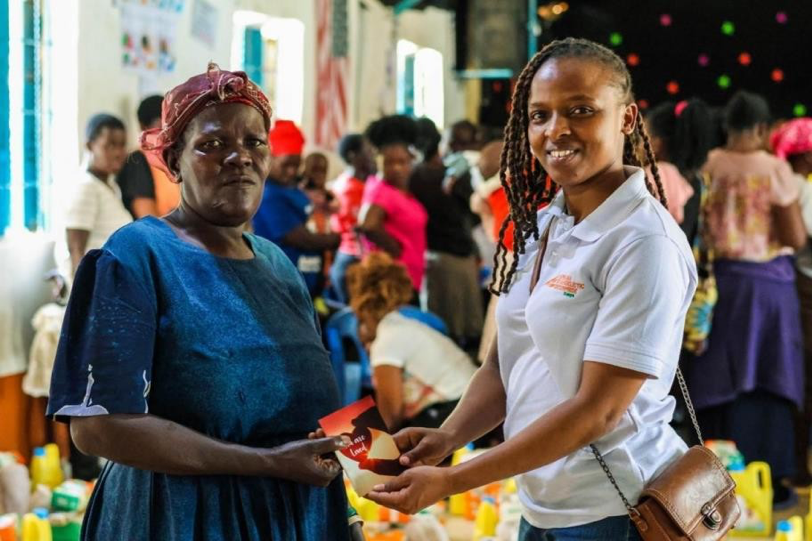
<box><xmin>269</xmin><ymin>437</ymin><xmax>347</xmax><ymax>487</ymax></box>
<box><xmin>393</xmin><ymin>428</ymin><xmax>456</xmax><ymax>467</ymax></box>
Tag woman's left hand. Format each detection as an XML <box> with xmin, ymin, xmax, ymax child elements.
<box><xmin>365</xmin><ymin>466</ymin><xmax>453</xmax><ymax>515</ymax></box>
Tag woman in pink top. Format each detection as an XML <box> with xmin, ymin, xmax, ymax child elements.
<box><xmin>358</xmin><ymin>116</ymin><xmax>428</xmax><ymax>297</ymax></box>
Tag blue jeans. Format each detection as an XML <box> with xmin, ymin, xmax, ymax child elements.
<box><xmin>518</xmin><ymin>515</ymin><xmax>642</xmax><ymax>541</ymax></box>
<box><xmin>329</xmin><ymin>251</ymin><xmax>359</xmax><ymax>304</ymax></box>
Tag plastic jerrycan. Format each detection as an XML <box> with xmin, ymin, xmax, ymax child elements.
<box><xmin>776</xmin><ymin>516</ymin><xmax>803</xmax><ymax>541</ymax></box>
<box><xmin>449</xmin><ymin>445</ymin><xmax>472</xmax><ymax>516</ymax></box>
<box><xmin>472</xmin><ymin>496</ymin><xmax>498</xmax><ymax>539</ymax></box>
<box><xmin>729</xmin><ymin>461</ymin><xmax>772</xmax><ymax>537</ymax></box>
<box><xmin>21</xmin><ymin>509</ymin><xmax>52</xmax><ymax>541</ymax></box>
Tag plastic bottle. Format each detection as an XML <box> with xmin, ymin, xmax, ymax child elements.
<box><xmin>776</xmin><ymin>516</ymin><xmax>803</xmax><ymax>541</ymax></box>
<box><xmin>448</xmin><ymin>445</ymin><xmax>472</xmax><ymax>516</ymax></box>
<box><xmin>43</xmin><ymin>445</ymin><xmax>64</xmax><ymax>488</ymax></box>
<box><xmin>472</xmin><ymin>496</ymin><xmax>498</xmax><ymax>540</ymax></box>
<box><xmin>21</xmin><ymin>509</ymin><xmax>52</xmax><ymax>541</ymax></box>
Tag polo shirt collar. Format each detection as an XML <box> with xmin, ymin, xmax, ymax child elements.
<box><xmin>544</xmin><ymin>166</ymin><xmax>648</xmax><ymax>242</ymax></box>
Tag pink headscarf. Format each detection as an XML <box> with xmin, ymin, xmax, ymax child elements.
<box><xmin>770</xmin><ymin>118</ymin><xmax>812</xmax><ymax>159</ymax></box>
<box><xmin>140</xmin><ymin>62</ymin><xmax>272</xmax><ymax>177</ymax></box>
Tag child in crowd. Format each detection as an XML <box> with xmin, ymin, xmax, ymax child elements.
<box><xmin>61</xmin><ymin>113</ymin><xmax>132</xmax><ymax>281</ymax></box>
<box><xmin>329</xmin><ymin>134</ymin><xmax>377</xmax><ymax>303</ymax></box>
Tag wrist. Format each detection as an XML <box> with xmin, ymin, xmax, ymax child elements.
<box><xmin>446</xmin><ymin>463</ymin><xmax>473</xmax><ymax>495</ymax></box>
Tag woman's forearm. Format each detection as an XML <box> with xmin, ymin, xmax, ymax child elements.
<box><xmin>440</xmin><ymin>338</ymin><xmax>506</xmax><ymax>449</ymax></box>
<box><xmin>71</xmin><ymin>414</ymin><xmax>277</xmax><ymax>477</ymax></box>
<box><xmin>447</xmin><ymin>393</ymin><xmax>607</xmax><ymax>495</ymax></box>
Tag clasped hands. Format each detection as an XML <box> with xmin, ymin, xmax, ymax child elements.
<box><xmin>311</xmin><ymin>426</ymin><xmax>459</xmax><ymax>515</ymax></box>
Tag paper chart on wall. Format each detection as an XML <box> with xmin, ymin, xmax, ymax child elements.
<box><xmin>119</xmin><ymin>0</ymin><xmax>184</xmax><ymax>75</ymax></box>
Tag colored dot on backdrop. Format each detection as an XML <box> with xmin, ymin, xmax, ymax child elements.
<box><xmin>794</xmin><ymin>104</ymin><xmax>807</xmax><ymax>117</ymax></box>
<box><xmin>638</xmin><ymin>99</ymin><xmax>650</xmax><ymax>110</ymax></box>
<box><xmin>717</xmin><ymin>75</ymin><xmax>731</xmax><ymax>89</ymax></box>
<box><xmin>776</xmin><ymin>11</ymin><xmax>788</xmax><ymax>24</ymax></box>
<box><xmin>609</xmin><ymin>32</ymin><xmax>623</xmax><ymax>46</ymax></box>
<box><xmin>738</xmin><ymin>52</ymin><xmax>752</xmax><ymax>66</ymax></box>
<box><xmin>698</xmin><ymin>54</ymin><xmax>710</xmax><ymax>67</ymax></box>
<box><xmin>721</xmin><ymin>21</ymin><xmax>735</xmax><ymax>36</ymax></box>
<box><xmin>627</xmin><ymin>53</ymin><xmax>640</xmax><ymax>67</ymax></box>
<box><xmin>659</xmin><ymin>14</ymin><xmax>672</xmax><ymax>27</ymax></box>
<box><xmin>666</xmin><ymin>81</ymin><xmax>679</xmax><ymax>95</ymax></box>
<box><xmin>771</xmin><ymin>69</ymin><xmax>784</xmax><ymax>83</ymax></box>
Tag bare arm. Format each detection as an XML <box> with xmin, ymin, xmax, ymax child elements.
<box><xmin>281</xmin><ymin>225</ymin><xmax>340</xmax><ymax>252</ymax></box>
<box><xmin>66</xmin><ymin>229</ymin><xmax>90</xmax><ymax>275</ymax></box>
<box><xmin>357</xmin><ymin>204</ymin><xmax>401</xmax><ymax>258</ymax></box>
<box><xmin>70</xmin><ymin>414</ymin><xmax>345</xmax><ymax>485</ymax></box>
<box><xmin>130</xmin><ymin>197</ymin><xmax>159</xmax><ymax>219</ymax></box>
<box><xmin>773</xmin><ymin>201</ymin><xmax>807</xmax><ymax>250</ymax></box>
<box><xmin>374</xmin><ymin>365</ymin><xmax>405</xmax><ymax>430</ymax></box>
<box><xmin>446</xmin><ymin>361</ymin><xmax>645</xmax><ymax>494</ymax></box>
<box><xmin>368</xmin><ymin>361</ymin><xmax>647</xmax><ymax>513</ymax></box>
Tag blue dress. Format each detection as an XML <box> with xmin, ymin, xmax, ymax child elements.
<box><xmin>47</xmin><ymin>216</ymin><xmax>349</xmax><ymax>541</ymax></box>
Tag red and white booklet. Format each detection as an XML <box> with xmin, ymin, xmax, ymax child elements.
<box><xmin>319</xmin><ymin>396</ymin><xmax>406</xmax><ymax>496</ymax></box>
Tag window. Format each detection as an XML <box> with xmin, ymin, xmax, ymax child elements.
<box><xmin>0</xmin><ymin>0</ymin><xmax>10</xmax><ymax>235</ymax></box>
<box><xmin>2</xmin><ymin>0</ymin><xmax>50</xmax><ymax>236</ymax></box>
<box><xmin>396</xmin><ymin>40</ymin><xmax>444</xmax><ymax>128</ymax></box>
<box><xmin>232</xmin><ymin>11</ymin><xmax>305</xmax><ymax>125</ymax></box>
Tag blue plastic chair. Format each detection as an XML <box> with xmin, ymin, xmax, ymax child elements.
<box><xmin>397</xmin><ymin>305</ymin><xmax>449</xmax><ymax>336</ymax></box>
<box><xmin>324</xmin><ymin>307</ymin><xmax>371</xmax><ymax>405</ymax></box>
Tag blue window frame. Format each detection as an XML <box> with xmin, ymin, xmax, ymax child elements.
<box><xmin>243</xmin><ymin>26</ymin><xmax>263</xmax><ymax>88</ymax></box>
<box><xmin>20</xmin><ymin>0</ymin><xmax>38</xmax><ymax>229</ymax></box>
<box><xmin>22</xmin><ymin>0</ymin><xmax>40</xmax><ymax>230</ymax></box>
<box><xmin>0</xmin><ymin>0</ymin><xmax>10</xmax><ymax>236</ymax></box>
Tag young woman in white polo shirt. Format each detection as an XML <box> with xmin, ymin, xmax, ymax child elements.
<box><xmin>367</xmin><ymin>38</ymin><xmax>697</xmax><ymax>540</ymax></box>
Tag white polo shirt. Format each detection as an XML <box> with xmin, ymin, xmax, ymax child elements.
<box><xmin>496</xmin><ymin>166</ymin><xmax>697</xmax><ymax>529</ymax></box>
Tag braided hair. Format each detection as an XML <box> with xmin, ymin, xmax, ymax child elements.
<box><xmin>491</xmin><ymin>37</ymin><xmax>667</xmax><ymax>295</ymax></box>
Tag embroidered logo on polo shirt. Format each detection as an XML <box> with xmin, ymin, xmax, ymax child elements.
<box><xmin>545</xmin><ymin>275</ymin><xmax>585</xmax><ymax>298</ymax></box>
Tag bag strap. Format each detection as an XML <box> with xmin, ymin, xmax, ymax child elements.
<box><xmin>528</xmin><ymin>222</ymin><xmax>553</xmax><ymax>292</ymax></box>
<box><xmin>527</xmin><ymin>216</ymin><xmax>706</xmax><ymax>511</ymax></box>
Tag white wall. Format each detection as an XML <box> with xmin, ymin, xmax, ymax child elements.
<box><xmin>67</xmin><ymin>0</ymin><xmax>463</xmax><ymax>157</ymax></box>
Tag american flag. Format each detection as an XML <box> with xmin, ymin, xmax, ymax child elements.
<box><xmin>315</xmin><ymin>0</ymin><xmax>349</xmax><ymax>149</ymax></box>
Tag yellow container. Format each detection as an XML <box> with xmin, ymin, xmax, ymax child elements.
<box><xmin>21</xmin><ymin>513</ymin><xmax>52</xmax><ymax>541</ymax></box>
<box><xmin>729</xmin><ymin>462</ymin><xmax>771</xmax><ymax>537</ymax></box>
<box><xmin>30</xmin><ymin>445</ymin><xmax>63</xmax><ymax>490</ymax></box>
<box><xmin>776</xmin><ymin>516</ymin><xmax>803</xmax><ymax>541</ymax></box>
<box><xmin>472</xmin><ymin>498</ymin><xmax>498</xmax><ymax>540</ymax></box>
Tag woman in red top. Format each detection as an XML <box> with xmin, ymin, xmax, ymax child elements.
<box><xmin>329</xmin><ymin>134</ymin><xmax>377</xmax><ymax>303</ymax></box>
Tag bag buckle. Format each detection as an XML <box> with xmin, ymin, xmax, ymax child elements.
<box><xmin>629</xmin><ymin>508</ymin><xmax>648</xmax><ymax>533</ymax></box>
<box><xmin>701</xmin><ymin>502</ymin><xmax>722</xmax><ymax>530</ymax></box>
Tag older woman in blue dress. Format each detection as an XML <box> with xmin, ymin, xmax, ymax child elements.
<box><xmin>47</xmin><ymin>64</ymin><xmax>354</xmax><ymax>540</ymax></box>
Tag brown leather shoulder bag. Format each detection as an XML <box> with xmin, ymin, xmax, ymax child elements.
<box><xmin>529</xmin><ymin>218</ymin><xmax>740</xmax><ymax>540</ymax></box>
